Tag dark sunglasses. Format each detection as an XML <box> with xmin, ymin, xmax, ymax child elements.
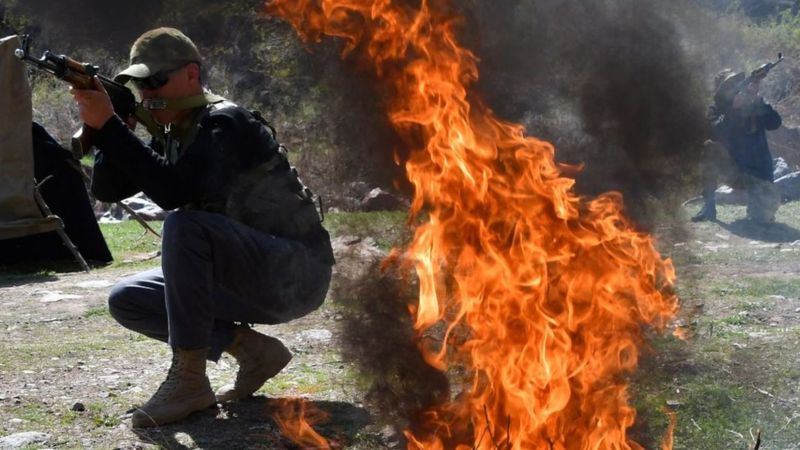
<box><xmin>132</xmin><ymin>69</ymin><xmax>175</xmax><ymax>90</ymax></box>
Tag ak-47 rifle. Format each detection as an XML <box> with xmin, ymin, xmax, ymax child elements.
<box><xmin>738</xmin><ymin>52</ymin><xmax>785</xmax><ymax>93</ymax></box>
<box><xmin>14</xmin><ymin>34</ymin><xmax>156</xmax><ymax>160</ymax></box>
<box><xmin>736</xmin><ymin>53</ymin><xmax>785</xmax><ymax>132</ymax></box>
<box><xmin>14</xmin><ymin>35</ymin><xmax>161</xmax><ymax>239</ymax></box>
<box><xmin>751</xmin><ymin>52</ymin><xmax>784</xmax><ymax>81</ymax></box>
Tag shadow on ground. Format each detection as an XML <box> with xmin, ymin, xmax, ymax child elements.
<box><xmin>0</xmin><ymin>269</ymin><xmax>60</xmax><ymax>288</ymax></box>
<box><xmin>132</xmin><ymin>397</ymin><xmax>372</xmax><ymax>449</ymax></box>
<box><xmin>715</xmin><ymin>219</ymin><xmax>800</xmax><ymax>242</ymax></box>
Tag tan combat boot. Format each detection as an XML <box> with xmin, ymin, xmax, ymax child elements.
<box><xmin>131</xmin><ymin>348</ymin><xmax>217</xmax><ymax>428</ymax></box>
<box><xmin>215</xmin><ymin>326</ymin><xmax>292</xmax><ymax>402</ymax></box>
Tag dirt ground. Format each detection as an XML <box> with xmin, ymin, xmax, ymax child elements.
<box><xmin>2</xmin><ymin>203</ymin><xmax>800</xmax><ymax>449</ymax></box>
<box><xmin>636</xmin><ymin>201</ymin><xmax>800</xmax><ymax>450</ymax></box>
<box><xmin>0</xmin><ymin>261</ymin><xmax>386</xmax><ymax>450</ymax></box>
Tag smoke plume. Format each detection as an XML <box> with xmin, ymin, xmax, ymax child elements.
<box><xmin>461</xmin><ymin>0</ymin><xmax>715</xmax><ymax>227</ymax></box>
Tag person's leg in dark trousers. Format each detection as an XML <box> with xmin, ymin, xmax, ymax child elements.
<box><xmin>107</xmin><ymin>209</ymin><xmax>331</xmax><ymax>426</ymax></box>
<box><xmin>692</xmin><ymin>140</ymin><xmax>724</xmax><ymax>222</ymax></box>
<box><xmin>107</xmin><ymin>268</ymin><xmax>236</xmax><ymax>360</ymax></box>
<box><xmin>159</xmin><ymin>210</ymin><xmax>331</xmax><ymax>353</ymax></box>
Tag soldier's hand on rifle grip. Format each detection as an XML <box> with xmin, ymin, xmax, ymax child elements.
<box><xmin>732</xmin><ymin>82</ymin><xmax>761</xmax><ymax>112</ymax></box>
<box><xmin>70</xmin><ymin>76</ymin><xmax>115</xmax><ymax>130</ymax></box>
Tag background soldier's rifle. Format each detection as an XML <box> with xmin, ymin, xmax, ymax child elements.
<box><xmin>751</xmin><ymin>52</ymin><xmax>784</xmax><ymax>81</ymax></box>
<box><xmin>736</xmin><ymin>53</ymin><xmax>785</xmax><ymax>133</ymax></box>
<box><xmin>14</xmin><ymin>35</ymin><xmax>161</xmax><ymax>238</ymax></box>
<box><xmin>739</xmin><ymin>52</ymin><xmax>784</xmax><ymax>92</ymax></box>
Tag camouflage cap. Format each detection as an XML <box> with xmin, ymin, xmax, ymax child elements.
<box><xmin>115</xmin><ymin>27</ymin><xmax>201</xmax><ymax>82</ymax></box>
<box><xmin>714</xmin><ymin>70</ymin><xmax>746</xmax><ymax>103</ymax></box>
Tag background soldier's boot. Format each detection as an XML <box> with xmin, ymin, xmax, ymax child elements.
<box><xmin>215</xmin><ymin>326</ymin><xmax>292</xmax><ymax>402</ymax></box>
<box><xmin>132</xmin><ymin>348</ymin><xmax>217</xmax><ymax>428</ymax></box>
<box><xmin>691</xmin><ymin>203</ymin><xmax>717</xmax><ymax>222</ymax></box>
<box><xmin>746</xmin><ymin>177</ymin><xmax>780</xmax><ymax>223</ymax></box>
<box><xmin>692</xmin><ymin>178</ymin><xmax>718</xmax><ymax>223</ymax></box>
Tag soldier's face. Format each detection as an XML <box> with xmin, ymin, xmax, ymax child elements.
<box><xmin>139</xmin><ymin>63</ymin><xmax>203</xmax><ymax>124</ymax></box>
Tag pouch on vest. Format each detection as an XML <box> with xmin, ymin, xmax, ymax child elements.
<box><xmin>225</xmin><ymin>112</ymin><xmax>323</xmax><ymax>240</ymax></box>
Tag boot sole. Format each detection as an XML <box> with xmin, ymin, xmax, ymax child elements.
<box><xmin>131</xmin><ymin>397</ymin><xmax>218</xmax><ymax>428</ymax></box>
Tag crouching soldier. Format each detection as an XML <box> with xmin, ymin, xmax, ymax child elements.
<box><xmin>70</xmin><ymin>27</ymin><xmax>334</xmax><ymax>427</ymax></box>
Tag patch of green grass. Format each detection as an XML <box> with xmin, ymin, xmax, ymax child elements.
<box><xmin>99</xmin><ymin>221</ymin><xmax>162</xmax><ymax>254</ymax></box>
<box><xmin>83</xmin><ymin>306</ymin><xmax>110</xmax><ymax>318</ymax></box>
<box><xmin>733</xmin><ymin>301</ymin><xmax>763</xmax><ymax>312</ymax></box>
<box><xmin>12</xmin><ymin>400</ymin><xmax>74</xmax><ymax>433</ymax></box>
<box><xmin>324</xmin><ymin>211</ymin><xmax>409</xmax><ymax>251</ymax></box>
<box><xmin>98</xmin><ymin>221</ymin><xmax>162</xmax><ymax>269</ymax></box>
<box><xmin>262</xmin><ymin>362</ymin><xmax>332</xmax><ymax>396</ymax></box>
<box><xmin>8</xmin><ymin>334</ymin><xmax>134</xmax><ymax>372</ymax></box>
<box><xmin>674</xmin><ymin>383</ymin><xmax>752</xmax><ymax>449</ymax></box>
<box><xmin>633</xmin><ymin>364</ymin><xmax>766</xmax><ymax>449</ymax></box>
<box><xmin>710</xmin><ymin>276</ymin><xmax>800</xmax><ymax>300</ymax></box>
<box><xmin>16</xmin><ymin>401</ymin><xmax>50</xmax><ymax>425</ymax></box>
<box><xmin>720</xmin><ymin>315</ymin><xmax>751</xmax><ymax>326</ymax></box>
<box><xmin>60</xmin><ymin>409</ymin><xmax>79</xmax><ymax>425</ymax></box>
<box><xmin>88</xmin><ymin>402</ymin><xmax>120</xmax><ymax>428</ymax></box>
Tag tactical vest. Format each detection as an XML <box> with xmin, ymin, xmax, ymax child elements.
<box><xmin>154</xmin><ymin>96</ymin><xmax>324</xmax><ymax>242</ymax></box>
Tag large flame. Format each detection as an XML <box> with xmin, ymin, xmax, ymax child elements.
<box><xmin>267</xmin><ymin>0</ymin><xmax>679</xmax><ymax>448</ymax></box>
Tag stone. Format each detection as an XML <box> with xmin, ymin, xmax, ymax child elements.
<box><xmin>99</xmin><ymin>192</ymin><xmax>168</xmax><ymax>223</ymax></box>
<box><xmin>0</xmin><ymin>432</ymin><xmax>50</xmax><ymax>449</ymax></box>
<box><xmin>775</xmin><ymin>171</ymin><xmax>800</xmax><ymax>201</ymax></box>
<box><xmin>773</xmin><ymin>156</ymin><xmax>790</xmax><ymax>179</ymax></box>
<box><xmin>359</xmin><ymin>187</ymin><xmax>405</xmax><ymax>211</ymax></box>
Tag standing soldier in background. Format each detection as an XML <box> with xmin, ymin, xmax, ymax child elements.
<box><xmin>692</xmin><ymin>66</ymin><xmax>783</xmax><ymax>223</ymax></box>
<box><xmin>70</xmin><ymin>27</ymin><xmax>335</xmax><ymax>427</ymax></box>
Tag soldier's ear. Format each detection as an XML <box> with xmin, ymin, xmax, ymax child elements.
<box><xmin>185</xmin><ymin>62</ymin><xmax>201</xmax><ymax>84</ymax></box>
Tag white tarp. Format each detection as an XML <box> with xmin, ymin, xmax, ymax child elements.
<box><xmin>0</xmin><ymin>35</ymin><xmax>61</xmax><ymax>240</ymax></box>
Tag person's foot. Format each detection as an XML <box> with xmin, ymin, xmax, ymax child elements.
<box><xmin>132</xmin><ymin>348</ymin><xmax>217</xmax><ymax>428</ymax></box>
<box><xmin>691</xmin><ymin>204</ymin><xmax>717</xmax><ymax>222</ymax></box>
<box><xmin>216</xmin><ymin>327</ymin><xmax>292</xmax><ymax>402</ymax></box>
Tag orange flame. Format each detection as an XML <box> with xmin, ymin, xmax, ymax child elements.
<box><xmin>267</xmin><ymin>0</ymin><xmax>679</xmax><ymax>448</ymax></box>
<box><xmin>271</xmin><ymin>398</ymin><xmax>332</xmax><ymax>449</ymax></box>
<box><xmin>661</xmin><ymin>409</ymin><xmax>677</xmax><ymax>450</ymax></box>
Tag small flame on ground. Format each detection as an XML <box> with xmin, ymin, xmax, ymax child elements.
<box><xmin>267</xmin><ymin>0</ymin><xmax>680</xmax><ymax>448</ymax></box>
<box><xmin>661</xmin><ymin>409</ymin><xmax>677</xmax><ymax>450</ymax></box>
<box><xmin>271</xmin><ymin>398</ymin><xmax>332</xmax><ymax>450</ymax></box>
<box><xmin>673</xmin><ymin>326</ymin><xmax>691</xmax><ymax>341</ymax></box>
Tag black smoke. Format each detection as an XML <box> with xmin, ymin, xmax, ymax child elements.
<box><xmin>460</xmin><ymin>0</ymin><xmax>716</xmax><ymax>228</ymax></box>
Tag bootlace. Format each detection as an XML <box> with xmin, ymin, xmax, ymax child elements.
<box><xmin>150</xmin><ymin>354</ymin><xmax>183</xmax><ymax>400</ymax></box>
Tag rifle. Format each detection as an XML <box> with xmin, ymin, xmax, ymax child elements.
<box><xmin>750</xmin><ymin>52</ymin><xmax>784</xmax><ymax>82</ymax></box>
<box><xmin>738</xmin><ymin>52</ymin><xmax>785</xmax><ymax>93</ymax></box>
<box><xmin>15</xmin><ymin>35</ymin><xmax>162</xmax><ymax>239</ymax></box>
<box><xmin>14</xmin><ymin>35</ymin><xmax>156</xmax><ymax>159</ymax></box>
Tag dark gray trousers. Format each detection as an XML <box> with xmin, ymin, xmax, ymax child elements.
<box><xmin>107</xmin><ymin>210</ymin><xmax>332</xmax><ymax>360</ymax></box>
